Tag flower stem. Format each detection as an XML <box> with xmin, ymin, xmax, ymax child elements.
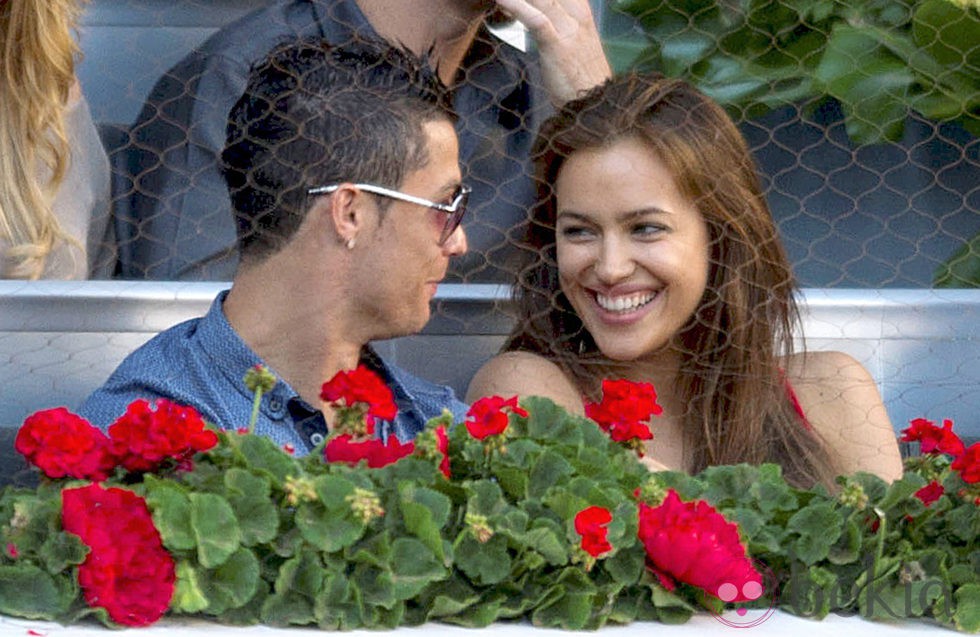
<box><xmin>872</xmin><ymin>506</ymin><xmax>887</xmax><ymax>574</ymax></box>
<box><xmin>248</xmin><ymin>388</ymin><xmax>264</xmax><ymax>434</ymax></box>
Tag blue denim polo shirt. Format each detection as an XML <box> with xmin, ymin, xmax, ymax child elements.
<box><xmin>78</xmin><ymin>291</ymin><xmax>469</xmax><ymax>454</ymax></box>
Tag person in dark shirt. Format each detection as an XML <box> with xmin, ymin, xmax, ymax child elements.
<box><xmin>115</xmin><ymin>0</ymin><xmax>610</xmax><ymax>281</ymax></box>
<box><xmin>82</xmin><ymin>38</ymin><xmax>471</xmax><ymax>455</ymax></box>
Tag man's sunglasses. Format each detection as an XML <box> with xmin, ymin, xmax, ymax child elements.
<box><xmin>308</xmin><ymin>183</ymin><xmax>471</xmax><ymax>245</ymax></box>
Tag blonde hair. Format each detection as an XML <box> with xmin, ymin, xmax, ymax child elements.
<box><xmin>0</xmin><ymin>0</ymin><xmax>85</xmax><ymax>279</ymax></box>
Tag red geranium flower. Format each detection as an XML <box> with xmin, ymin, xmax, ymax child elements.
<box><xmin>15</xmin><ymin>408</ymin><xmax>117</xmax><ymax>481</ymax></box>
<box><xmin>951</xmin><ymin>442</ymin><xmax>980</xmax><ymax>484</ymax></box>
<box><xmin>465</xmin><ymin>396</ymin><xmax>528</xmax><ymax>440</ymax></box>
<box><xmin>637</xmin><ymin>489</ymin><xmax>762</xmax><ymax>603</ymax></box>
<box><xmin>900</xmin><ymin>418</ymin><xmax>965</xmax><ymax>456</ymax></box>
<box><xmin>108</xmin><ymin>399</ymin><xmax>218</xmax><ymax>473</ymax></box>
<box><xmin>585</xmin><ymin>379</ymin><xmax>662</xmax><ymax>445</ymax></box>
<box><xmin>325</xmin><ymin>433</ymin><xmax>415</xmax><ymax>468</ymax></box>
<box><xmin>61</xmin><ymin>484</ymin><xmax>174</xmax><ymax>626</ymax></box>
<box><xmin>320</xmin><ymin>365</ymin><xmax>398</xmax><ymax>423</ymax></box>
<box><xmin>435</xmin><ymin>425</ymin><xmax>451</xmax><ymax>478</ymax></box>
<box><xmin>914</xmin><ymin>480</ymin><xmax>945</xmax><ymax>507</ymax></box>
<box><xmin>574</xmin><ymin>506</ymin><xmax>613</xmax><ymax>557</ymax></box>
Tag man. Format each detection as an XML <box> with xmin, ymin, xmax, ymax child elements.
<box><xmin>114</xmin><ymin>0</ymin><xmax>610</xmax><ymax>280</ymax></box>
<box><xmin>80</xmin><ymin>38</ymin><xmax>470</xmax><ymax>455</ymax></box>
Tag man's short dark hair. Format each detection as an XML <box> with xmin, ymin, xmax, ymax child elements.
<box><xmin>221</xmin><ymin>37</ymin><xmax>456</xmax><ymax>262</ymax></box>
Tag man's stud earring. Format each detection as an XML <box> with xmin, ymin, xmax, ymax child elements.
<box><xmin>346</xmin><ymin>237</ymin><xmax>356</xmax><ymax>250</ymax></box>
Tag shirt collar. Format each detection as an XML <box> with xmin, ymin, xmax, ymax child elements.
<box><xmin>196</xmin><ymin>290</ymin><xmax>422</xmax><ymax>427</ymax></box>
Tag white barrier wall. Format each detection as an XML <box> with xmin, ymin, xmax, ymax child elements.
<box><xmin>1</xmin><ymin>281</ymin><xmax>977</xmax><ymax>439</ymax></box>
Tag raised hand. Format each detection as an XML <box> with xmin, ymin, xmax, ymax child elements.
<box><xmin>495</xmin><ymin>0</ymin><xmax>612</xmax><ymax>106</ymax></box>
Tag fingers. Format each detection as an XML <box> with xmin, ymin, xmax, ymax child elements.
<box><xmin>494</xmin><ymin>0</ymin><xmax>611</xmax><ymax>105</ymax></box>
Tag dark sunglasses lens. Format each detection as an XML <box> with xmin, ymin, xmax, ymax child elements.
<box><xmin>439</xmin><ymin>188</ymin><xmax>468</xmax><ymax>244</ymax></box>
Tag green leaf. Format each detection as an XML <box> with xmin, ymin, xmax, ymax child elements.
<box><xmin>237</xmin><ymin>434</ymin><xmax>299</xmax><ymax>486</ymax></box>
<box><xmin>295</xmin><ymin>501</ymin><xmax>365</xmax><ymax>553</ymax></box>
<box><xmin>0</xmin><ymin>564</ymin><xmax>71</xmax><ymax>619</ymax></box>
<box><xmin>523</xmin><ymin>525</ymin><xmax>569</xmax><ymax>566</ymax></box>
<box><xmin>145</xmin><ymin>478</ymin><xmax>196</xmax><ymax>550</ymax></box>
<box><xmin>466</xmin><ymin>479</ymin><xmax>508</xmax><ymax>517</ymax></box>
<box><xmin>172</xmin><ymin>560</ymin><xmax>210</xmax><ymax>614</ymax></box>
<box><xmin>531</xmin><ymin>568</ymin><xmax>597</xmax><ymax>629</ymax></box>
<box><xmin>913</xmin><ymin>0</ymin><xmax>980</xmax><ymax>71</ymax></box>
<box><xmin>38</xmin><ymin>531</ymin><xmax>87</xmax><ymax>574</ymax></box>
<box><xmin>782</xmin><ymin>565</ymin><xmax>839</xmax><ymax>618</ymax></box>
<box><xmin>390</xmin><ymin>537</ymin><xmax>448</xmax><ymax>600</ymax></box>
<box><xmin>827</xmin><ymin>518</ymin><xmax>862</xmax><ymax>565</ymax></box>
<box><xmin>528</xmin><ymin>450</ymin><xmax>575</xmax><ymax>499</ymax></box>
<box><xmin>399</xmin><ymin>484</ymin><xmax>451</xmax><ymax>562</ymax></box>
<box><xmin>202</xmin><ymin>547</ymin><xmax>261</xmax><ymax>614</ymax></box>
<box><xmin>814</xmin><ymin>25</ymin><xmax>915</xmax><ymax>143</ymax></box>
<box><xmin>313</xmin><ymin>474</ymin><xmax>356</xmax><ymax>510</ymax></box>
<box><xmin>261</xmin><ymin>590</ymin><xmax>316</xmax><ymax>627</ymax></box>
<box><xmin>224</xmin><ymin>469</ymin><xmax>279</xmax><ymax>546</ymax></box>
<box><xmin>190</xmin><ymin>492</ymin><xmax>242</xmax><ymax>568</ymax></box>
<box><xmin>421</xmin><ymin>578</ymin><xmax>481</xmax><ymax>619</ymax></box>
<box><xmin>935</xmin><ymin>233</ymin><xmax>980</xmax><ymax>288</ymax></box>
<box><xmin>454</xmin><ymin>533</ymin><xmax>511</xmax><ymax>585</ymax></box>
<box><xmin>954</xmin><ymin>584</ymin><xmax>980</xmax><ymax>633</ymax></box>
<box><xmin>946</xmin><ymin>501</ymin><xmax>980</xmax><ymax>543</ymax></box>
<box><xmin>787</xmin><ymin>502</ymin><xmax>843</xmax><ymax>565</ymax></box>
<box><xmin>605</xmin><ymin>546</ymin><xmax>645</xmax><ymax>585</ymax></box>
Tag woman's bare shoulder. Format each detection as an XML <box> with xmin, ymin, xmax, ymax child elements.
<box><xmin>784</xmin><ymin>350</ymin><xmax>903</xmax><ymax>481</ymax></box>
<box><xmin>466</xmin><ymin>351</ymin><xmax>585</xmax><ymax>416</ymax></box>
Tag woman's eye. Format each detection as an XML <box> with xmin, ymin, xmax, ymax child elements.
<box><xmin>558</xmin><ymin>226</ymin><xmax>596</xmax><ymax>240</ymax></box>
<box><xmin>633</xmin><ymin>223</ymin><xmax>666</xmax><ymax>237</ymax></box>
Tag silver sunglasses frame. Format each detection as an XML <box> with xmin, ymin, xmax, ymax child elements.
<box><xmin>308</xmin><ymin>183</ymin><xmax>470</xmax><ymax>244</ymax></box>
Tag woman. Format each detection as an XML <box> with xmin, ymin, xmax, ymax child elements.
<box><xmin>0</xmin><ymin>0</ymin><xmax>110</xmax><ymax>279</ymax></box>
<box><xmin>467</xmin><ymin>73</ymin><xmax>902</xmax><ymax>487</ymax></box>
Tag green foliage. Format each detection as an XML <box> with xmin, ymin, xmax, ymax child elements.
<box><xmin>608</xmin><ymin>0</ymin><xmax>980</xmax><ymax>288</ymax></box>
<box><xmin>1</xmin><ymin>397</ymin><xmax>978</xmax><ymax>630</ymax></box>
<box><xmin>611</xmin><ymin>0</ymin><xmax>979</xmax><ymax>143</ymax></box>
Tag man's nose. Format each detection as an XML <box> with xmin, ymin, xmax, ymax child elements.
<box><xmin>444</xmin><ymin>224</ymin><xmax>468</xmax><ymax>256</ymax></box>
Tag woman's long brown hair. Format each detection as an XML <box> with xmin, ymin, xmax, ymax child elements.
<box><xmin>505</xmin><ymin>72</ymin><xmax>837</xmax><ymax>488</ymax></box>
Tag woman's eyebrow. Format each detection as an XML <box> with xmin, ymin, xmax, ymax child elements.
<box><xmin>556</xmin><ymin>208</ymin><xmax>672</xmax><ymax>222</ymax></box>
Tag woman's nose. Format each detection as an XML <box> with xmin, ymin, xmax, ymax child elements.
<box><xmin>593</xmin><ymin>238</ymin><xmax>634</xmax><ymax>283</ymax></box>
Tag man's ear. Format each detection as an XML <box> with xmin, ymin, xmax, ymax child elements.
<box><xmin>315</xmin><ymin>183</ymin><xmax>364</xmax><ymax>247</ymax></box>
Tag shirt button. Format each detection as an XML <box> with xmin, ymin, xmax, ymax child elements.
<box><xmin>269</xmin><ymin>396</ymin><xmax>283</xmax><ymax>412</ymax></box>
<box><xmin>309</xmin><ymin>432</ymin><xmax>325</xmax><ymax>446</ymax></box>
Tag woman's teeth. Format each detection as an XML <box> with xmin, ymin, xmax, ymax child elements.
<box><xmin>595</xmin><ymin>292</ymin><xmax>655</xmax><ymax>313</ymax></box>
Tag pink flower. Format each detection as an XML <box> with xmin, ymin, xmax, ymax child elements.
<box><xmin>637</xmin><ymin>490</ymin><xmax>762</xmax><ymax>602</ymax></box>
<box><xmin>574</xmin><ymin>506</ymin><xmax>613</xmax><ymax>557</ymax></box>
<box><xmin>465</xmin><ymin>396</ymin><xmax>527</xmax><ymax>440</ymax></box>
